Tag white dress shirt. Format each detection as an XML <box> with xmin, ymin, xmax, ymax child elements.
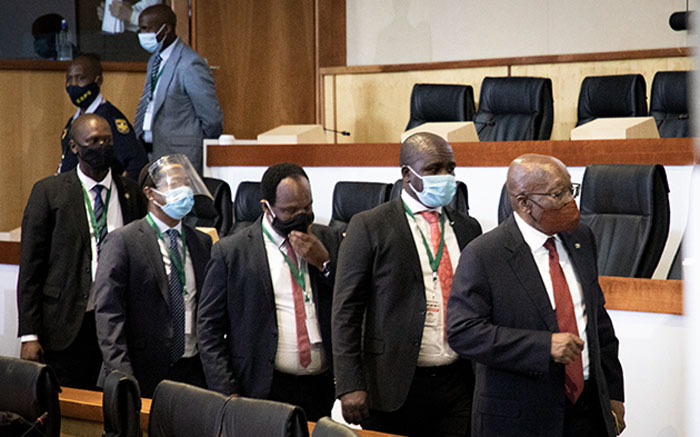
<box><xmin>401</xmin><ymin>190</ymin><xmax>459</xmax><ymax>367</ymax></box>
<box><xmin>143</xmin><ymin>38</ymin><xmax>178</xmax><ymax>143</ymax></box>
<box><xmin>513</xmin><ymin>212</ymin><xmax>590</xmax><ymax>379</ymax></box>
<box><xmin>262</xmin><ymin>215</ymin><xmax>327</xmax><ymax>375</ymax></box>
<box><xmin>148</xmin><ymin>212</ymin><xmax>198</xmax><ymax>358</ymax></box>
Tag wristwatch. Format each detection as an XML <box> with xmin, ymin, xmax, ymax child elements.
<box><xmin>321</xmin><ymin>259</ymin><xmax>331</xmax><ymax>277</ymax></box>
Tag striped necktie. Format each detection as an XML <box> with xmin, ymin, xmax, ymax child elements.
<box><xmin>134</xmin><ymin>54</ymin><xmax>162</xmax><ymax>139</ymax></box>
<box><xmin>92</xmin><ymin>185</ymin><xmax>107</xmax><ymax>254</ymax></box>
<box><xmin>166</xmin><ymin>228</ymin><xmax>186</xmax><ymax>363</ymax></box>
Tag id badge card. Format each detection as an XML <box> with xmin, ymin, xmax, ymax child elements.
<box><xmin>425</xmin><ymin>299</ymin><xmax>441</xmax><ymax>327</ymax></box>
<box><xmin>304</xmin><ymin>300</ymin><xmax>323</xmax><ymax>344</ymax></box>
<box><xmin>143</xmin><ymin>101</ymin><xmax>154</xmax><ymax>131</ymax></box>
<box><xmin>185</xmin><ymin>309</ymin><xmax>194</xmax><ymax>334</ymax></box>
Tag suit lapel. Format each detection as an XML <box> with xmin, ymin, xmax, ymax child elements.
<box><xmin>559</xmin><ymin>231</ymin><xmax>595</xmax><ymax>314</ymax></box>
<box><xmin>153</xmin><ymin>40</ymin><xmax>183</xmax><ymax>117</ymax></box>
<box><xmin>503</xmin><ymin>217</ymin><xmax>558</xmax><ymax>332</ymax></box>
<box><xmin>138</xmin><ymin>218</ymin><xmax>170</xmax><ymax>305</ymax></box>
<box><xmin>112</xmin><ymin>175</ymin><xmax>133</xmax><ymax>223</ymax></box>
<box><xmin>67</xmin><ymin>171</ymin><xmax>91</xmax><ymax>252</ymax></box>
<box><xmin>183</xmin><ymin>225</ymin><xmax>206</xmax><ymax>295</ymax></box>
<box><xmin>250</xmin><ymin>219</ymin><xmax>277</xmax><ymax>312</ymax></box>
<box><xmin>389</xmin><ymin>199</ymin><xmax>423</xmax><ymax>284</ymax></box>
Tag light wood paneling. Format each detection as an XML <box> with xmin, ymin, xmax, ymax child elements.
<box><xmin>600</xmin><ymin>276</ymin><xmax>683</xmax><ymax>315</ymax></box>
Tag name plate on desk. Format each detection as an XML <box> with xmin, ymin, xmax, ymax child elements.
<box><xmin>257</xmin><ymin>125</ymin><xmax>328</xmax><ymax>144</ymax></box>
<box><xmin>571</xmin><ymin>117</ymin><xmax>660</xmax><ymax>140</ymax></box>
<box><xmin>401</xmin><ymin>121</ymin><xmax>479</xmax><ymax>143</ymax></box>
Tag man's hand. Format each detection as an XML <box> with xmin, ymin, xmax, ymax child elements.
<box><xmin>340</xmin><ymin>390</ymin><xmax>369</xmax><ymax>425</ymax></box>
<box><xmin>611</xmin><ymin>400</ymin><xmax>626</xmax><ymax>434</ymax></box>
<box><xmin>289</xmin><ymin>230</ymin><xmax>330</xmax><ymax>271</ymax></box>
<box><xmin>550</xmin><ymin>332</ymin><xmax>584</xmax><ymax>364</ymax></box>
<box><xmin>97</xmin><ymin>1</ymin><xmax>105</xmax><ymax>21</ymax></box>
<box><xmin>108</xmin><ymin>0</ymin><xmax>133</xmax><ymax>21</ymax></box>
<box><xmin>21</xmin><ymin>341</ymin><xmax>44</xmax><ymax>363</ymax></box>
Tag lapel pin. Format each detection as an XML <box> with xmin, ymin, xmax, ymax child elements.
<box><xmin>125</xmin><ymin>193</ymin><xmax>130</xmax><ymax>199</ymax></box>
<box><xmin>574</xmin><ymin>243</ymin><xmax>581</xmax><ymax>249</ymax></box>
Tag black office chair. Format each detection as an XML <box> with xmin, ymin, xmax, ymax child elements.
<box><xmin>667</xmin><ymin>240</ymin><xmax>683</xmax><ymax>280</ymax></box>
<box><xmin>102</xmin><ymin>370</ymin><xmax>142</xmax><ymax>437</ymax></box>
<box><xmin>650</xmin><ymin>71</ymin><xmax>690</xmax><ymax>138</ymax></box>
<box><xmin>182</xmin><ymin>177</ymin><xmax>233</xmax><ymax>237</ymax></box>
<box><xmin>0</xmin><ymin>356</ymin><xmax>61</xmax><ymax>437</ymax></box>
<box><xmin>390</xmin><ymin>179</ymin><xmax>470</xmax><ymax>216</ymax></box>
<box><xmin>329</xmin><ymin>182</ymin><xmax>393</xmax><ymax>234</ymax></box>
<box><xmin>405</xmin><ymin>83</ymin><xmax>476</xmax><ymax>131</ymax></box>
<box><xmin>220</xmin><ymin>397</ymin><xmax>309</xmax><ymax>437</ymax></box>
<box><xmin>576</xmin><ymin>74</ymin><xmax>648</xmax><ymax>127</ymax></box>
<box><xmin>579</xmin><ymin>164</ymin><xmax>670</xmax><ymax>278</ymax></box>
<box><xmin>231</xmin><ymin>181</ymin><xmax>263</xmax><ymax>234</ymax></box>
<box><xmin>312</xmin><ymin>417</ymin><xmax>358</xmax><ymax>436</ymax></box>
<box><xmin>474</xmin><ymin>76</ymin><xmax>554</xmax><ymax>141</ymax></box>
<box><xmin>497</xmin><ymin>183</ymin><xmax>513</xmax><ymax>224</ymax></box>
<box><xmin>148</xmin><ymin>381</ymin><xmax>228</xmax><ymax>437</ymax></box>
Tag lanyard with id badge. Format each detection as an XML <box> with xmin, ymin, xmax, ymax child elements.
<box><xmin>263</xmin><ymin>224</ymin><xmax>323</xmax><ymax>345</ymax></box>
<box><xmin>143</xmin><ymin>64</ymin><xmax>165</xmax><ymax>132</ymax></box>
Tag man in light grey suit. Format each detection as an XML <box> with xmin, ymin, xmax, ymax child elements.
<box><xmin>134</xmin><ymin>4</ymin><xmax>222</xmax><ymax>174</ymax></box>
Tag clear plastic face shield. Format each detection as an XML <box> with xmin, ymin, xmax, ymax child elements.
<box><xmin>148</xmin><ymin>154</ymin><xmax>212</xmax><ymax>199</ymax></box>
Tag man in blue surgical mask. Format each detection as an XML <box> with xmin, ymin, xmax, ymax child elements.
<box><xmin>133</xmin><ymin>4</ymin><xmax>222</xmax><ymax>175</ymax></box>
<box><xmin>58</xmin><ymin>54</ymin><xmax>148</xmax><ymax>181</ymax></box>
<box><xmin>93</xmin><ymin>154</ymin><xmax>213</xmax><ymax>397</ymax></box>
<box><xmin>332</xmin><ymin>132</ymin><xmax>482</xmax><ymax>436</ymax></box>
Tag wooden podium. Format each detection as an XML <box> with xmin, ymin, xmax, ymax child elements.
<box><xmin>570</xmin><ymin>117</ymin><xmax>660</xmax><ymax>140</ymax></box>
<box><xmin>401</xmin><ymin>121</ymin><xmax>479</xmax><ymax>143</ymax></box>
<box><xmin>257</xmin><ymin>124</ymin><xmax>328</xmax><ymax>144</ymax></box>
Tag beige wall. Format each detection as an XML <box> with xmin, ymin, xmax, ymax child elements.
<box><xmin>0</xmin><ymin>68</ymin><xmax>144</xmax><ymax>231</ymax></box>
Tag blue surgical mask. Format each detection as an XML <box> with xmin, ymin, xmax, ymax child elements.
<box><xmin>138</xmin><ymin>24</ymin><xmax>166</xmax><ymax>53</ymax></box>
<box><xmin>154</xmin><ymin>186</ymin><xmax>194</xmax><ymax>220</ymax></box>
<box><xmin>407</xmin><ymin>165</ymin><xmax>457</xmax><ymax>208</ymax></box>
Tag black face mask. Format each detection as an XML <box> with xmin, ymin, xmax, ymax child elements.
<box><xmin>66</xmin><ymin>82</ymin><xmax>100</xmax><ymax>109</ymax></box>
<box><xmin>272</xmin><ymin>212</ymin><xmax>314</xmax><ymax>237</ymax></box>
<box><xmin>74</xmin><ymin>142</ymin><xmax>114</xmax><ymax>171</ymax></box>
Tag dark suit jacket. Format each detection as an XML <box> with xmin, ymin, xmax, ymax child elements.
<box><xmin>332</xmin><ymin>197</ymin><xmax>482</xmax><ymax>412</ymax></box>
<box><xmin>93</xmin><ymin>217</ymin><xmax>212</xmax><ymax>398</ymax></box>
<box><xmin>446</xmin><ymin>216</ymin><xmax>624</xmax><ymax>437</ymax></box>
<box><xmin>197</xmin><ymin>218</ymin><xmax>341</xmax><ymax>399</ymax></box>
<box><xmin>17</xmin><ymin>170</ymin><xmax>146</xmax><ymax>351</ymax></box>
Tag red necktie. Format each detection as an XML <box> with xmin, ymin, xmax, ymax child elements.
<box><xmin>419</xmin><ymin>211</ymin><xmax>453</xmax><ymax>329</ymax></box>
<box><xmin>544</xmin><ymin>237</ymin><xmax>584</xmax><ymax>404</ymax></box>
<box><xmin>286</xmin><ymin>241</ymin><xmax>312</xmax><ymax>368</ymax></box>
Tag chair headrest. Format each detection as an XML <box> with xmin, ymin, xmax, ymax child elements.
<box><xmin>407</xmin><ymin>83</ymin><xmax>475</xmax><ymax>130</ymax></box>
<box><xmin>331</xmin><ymin>182</ymin><xmax>392</xmax><ymax>224</ymax></box>
<box><xmin>478</xmin><ymin>77</ymin><xmax>552</xmax><ymax>114</ymax></box>
<box><xmin>577</xmin><ymin>74</ymin><xmax>647</xmax><ymax>126</ymax></box>
<box><xmin>103</xmin><ymin>370</ymin><xmax>142</xmax><ymax>436</ymax></box>
<box><xmin>650</xmin><ymin>71</ymin><xmax>689</xmax><ymax>115</ymax></box>
<box><xmin>149</xmin><ymin>381</ymin><xmax>228</xmax><ymax>437</ymax></box>
<box><xmin>221</xmin><ymin>397</ymin><xmax>309</xmax><ymax>437</ymax></box>
<box><xmin>234</xmin><ymin>181</ymin><xmax>263</xmax><ymax>223</ymax></box>
<box><xmin>580</xmin><ymin>164</ymin><xmax>669</xmax><ymax>216</ymax></box>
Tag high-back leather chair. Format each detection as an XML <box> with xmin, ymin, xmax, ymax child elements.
<box><xmin>580</xmin><ymin>164</ymin><xmax>670</xmax><ymax>278</ymax></box>
<box><xmin>474</xmin><ymin>76</ymin><xmax>554</xmax><ymax>141</ymax></box>
<box><xmin>231</xmin><ymin>181</ymin><xmax>263</xmax><ymax>234</ymax></box>
<box><xmin>576</xmin><ymin>74</ymin><xmax>648</xmax><ymax>126</ymax></box>
<box><xmin>390</xmin><ymin>179</ymin><xmax>470</xmax><ymax>216</ymax></box>
<box><xmin>667</xmin><ymin>240</ymin><xmax>683</xmax><ymax>280</ymax></box>
<box><xmin>650</xmin><ymin>71</ymin><xmax>690</xmax><ymax>138</ymax></box>
<box><xmin>405</xmin><ymin>83</ymin><xmax>476</xmax><ymax>131</ymax></box>
<box><xmin>497</xmin><ymin>183</ymin><xmax>513</xmax><ymax>224</ymax></box>
<box><xmin>102</xmin><ymin>370</ymin><xmax>142</xmax><ymax>437</ymax></box>
<box><xmin>0</xmin><ymin>356</ymin><xmax>61</xmax><ymax>437</ymax></box>
<box><xmin>149</xmin><ymin>381</ymin><xmax>227</xmax><ymax>437</ymax></box>
<box><xmin>182</xmin><ymin>177</ymin><xmax>233</xmax><ymax>237</ymax></box>
<box><xmin>312</xmin><ymin>417</ymin><xmax>358</xmax><ymax>436</ymax></box>
<box><xmin>329</xmin><ymin>182</ymin><xmax>393</xmax><ymax>234</ymax></box>
<box><xmin>220</xmin><ymin>397</ymin><xmax>309</xmax><ymax>437</ymax></box>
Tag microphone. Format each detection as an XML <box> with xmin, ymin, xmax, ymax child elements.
<box><xmin>669</xmin><ymin>11</ymin><xmax>694</xmax><ymax>31</ymax></box>
<box><xmin>20</xmin><ymin>412</ymin><xmax>48</xmax><ymax>437</ymax></box>
<box><xmin>323</xmin><ymin>127</ymin><xmax>351</xmax><ymax>136</ymax></box>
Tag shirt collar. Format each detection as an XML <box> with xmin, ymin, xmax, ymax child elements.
<box><xmin>158</xmin><ymin>37</ymin><xmax>178</xmax><ymax>63</ymax></box>
<box><xmin>513</xmin><ymin>211</ymin><xmax>558</xmax><ymax>253</ymax></box>
<box><xmin>400</xmin><ymin>188</ymin><xmax>443</xmax><ymax>215</ymax></box>
<box><xmin>148</xmin><ymin>211</ymin><xmax>182</xmax><ymax>234</ymax></box>
<box><xmin>262</xmin><ymin>213</ymin><xmax>286</xmax><ymax>248</ymax></box>
<box><xmin>72</xmin><ymin>93</ymin><xmax>105</xmax><ymax>121</ymax></box>
<box><xmin>76</xmin><ymin>164</ymin><xmax>113</xmax><ymax>191</ymax></box>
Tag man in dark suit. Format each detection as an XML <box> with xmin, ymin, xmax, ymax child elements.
<box><xmin>446</xmin><ymin>154</ymin><xmax>626</xmax><ymax>437</ymax></box>
<box><xmin>134</xmin><ymin>4</ymin><xmax>222</xmax><ymax>174</ymax></box>
<box><xmin>198</xmin><ymin>163</ymin><xmax>340</xmax><ymax>421</ymax></box>
<box><xmin>94</xmin><ymin>155</ymin><xmax>212</xmax><ymax>397</ymax></box>
<box><xmin>58</xmin><ymin>53</ymin><xmax>148</xmax><ymax>181</ymax></box>
<box><xmin>17</xmin><ymin>113</ymin><xmax>146</xmax><ymax>389</ymax></box>
<box><xmin>332</xmin><ymin>132</ymin><xmax>482</xmax><ymax>436</ymax></box>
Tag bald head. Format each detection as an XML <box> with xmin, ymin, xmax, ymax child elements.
<box><xmin>400</xmin><ymin>132</ymin><xmax>451</xmax><ymax>167</ymax></box>
<box><xmin>69</xmin><ymin>114</ymin><xmax>110</xmax><ymax>143</ymax></box>
<box><xmin>506</xmin><ymin>154</ymin><xmax>568</xmax><ymax>197</ymax></box>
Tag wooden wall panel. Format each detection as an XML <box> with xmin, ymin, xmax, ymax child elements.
<box><xmin>194</xmin><ymin>0</ymin><xmax>317</xmax><ymax>139</ymax></box>
<box><xmin>0</xmin><ymin>69</ymin><xmax>144</xmax><ymax>231</ymax></box>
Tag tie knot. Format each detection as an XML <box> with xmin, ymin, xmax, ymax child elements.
<box><xmin>543</xmin><ymin>237</ymin><xmax>558</xmax><ymax>255</ymax></box>
<box><xmin>165</xmin><ymin>228</ymin><xmax>179</xmax><ymax>240</ymax></box>
<box><xmin>92</xmin><ymin>185</ymin><xmax>104</xmax><ymax>195</ymax></box>
<box><xmin>419</xmin><ymin>210</ymin><xmax>439</xmax><ymax>224</ymax></box>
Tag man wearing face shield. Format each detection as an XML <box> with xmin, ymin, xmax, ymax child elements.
<box><xmin>92</xmin><ymin>154</ymin><xmax>213</xmax><ymax>398</ymax></box>
<box><xmin>133</xmin><ymin>4</ymin><xmax>222</xmax><ymax>174</ymax></box>
<box><xmin>198</xmin><ymin>163</ymin><xmax>341</xmax><ymax>421</ymax></box>
<box><xmin>17</xmin><ymin>114</ymin><xmax>147</xmax><ymax>390</ymax></box>
<box><xmin>332</xmin><ymin>132</ymin><xmax>482</xmax><ymax>436</ymax></box>
<box><xmin>446</xmin><ymin>154</ymin><xmax>625</xmax><ymax>436</ymax></box>
<box><xmin>59</xmin><ymin>54</ymin><xmax>148</xmax><ymax>181</ymax></box>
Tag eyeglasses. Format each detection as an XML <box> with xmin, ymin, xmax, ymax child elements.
<box><xmin>522</xmin><ymin>183</ymin><xmax>580</xmax><ymax>201</ymax></box>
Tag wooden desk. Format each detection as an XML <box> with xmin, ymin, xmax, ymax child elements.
<box><xmin>59</xmin><ymin>387</ymin><xmax>399</xmax><ymax>436</ymax></box>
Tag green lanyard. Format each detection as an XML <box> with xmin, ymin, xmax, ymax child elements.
<box><xmin>146</xmin><ymin>213</ymin><xmax>188</xmax><ymax>294</ymax></box>
<box><xmin>81</xmin><ymin>183</ymin><xmax>112</xmax><ymax>245</ymax></box>
<box><xmin>403</xmin><ymin>201</ymin><xmax>446</xmax><ymax>281</ymax></box>
<box><xmin>262</xmin><ymin>223</ymin><xmax>309</xmax><ymax>302</ymax></box>
<box><xmin>150</xmin><ymin>68</ymin><xmax>165</xmax><ymax>99</ymax></box>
